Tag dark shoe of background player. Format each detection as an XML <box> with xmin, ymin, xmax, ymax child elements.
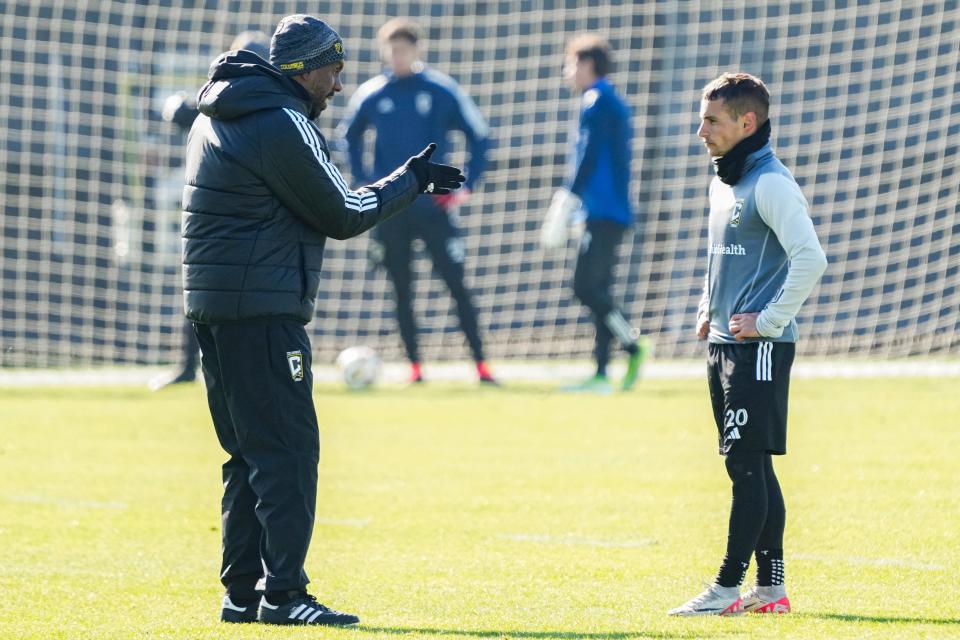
<box><xmin>476</xmin><ymin>360</ymin><xmax>499</xmax><ymax>386</ymax></box>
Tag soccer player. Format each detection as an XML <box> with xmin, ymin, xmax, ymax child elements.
<box><xmin>541</xmin><ymin>34</ymin><xmax>647</xmax><ymax>394</ymax></box>
<box><xmin>339</xmin><ymin>18</ymin><xmax>495</xmax><ymax>385</ymax></box>
<box><xmin>149</xmin><ymin>31</ymin><xmax>270</xmax><ymax>392</ymax></box>
<box><xmin>668</xmin><ymin>73</ymin><xmax>827</xmax><ymax>616</ymax></box>
<box><xmin>183</xmin><ymin>14</ymin><xmax>464</xmax><ymax>625</ymax></box>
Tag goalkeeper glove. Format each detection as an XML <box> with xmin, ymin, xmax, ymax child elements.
<box><xmin>161</xmin><ymin>91</ymin><xmax>199</xmax><ymax>130</ymax></box>
<box><xmin>404</xmin><ymin>143</ymin><xmax>466</xmax><ymax>195</ymax></box>
<box><xmin>540</xmin><ymin>188</ymin><xmax>581</xmax><ymax>249</ymax></box>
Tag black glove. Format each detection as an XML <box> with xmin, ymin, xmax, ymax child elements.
<box><xmin>404</xmin><ymin>143</ymin><xmax>466</xmax><ymax>195</ymax></box>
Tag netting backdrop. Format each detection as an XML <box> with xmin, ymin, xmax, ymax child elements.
<box><xmin>2</xmin><ymin>0</ymin><xmax>958</xmax><ymax>367</ymax></box>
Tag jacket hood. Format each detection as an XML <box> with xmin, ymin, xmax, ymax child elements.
<box><xmin>197</xmin><ymin>49</ymin><xmax>310</xmax><ymax>120</ymax></box>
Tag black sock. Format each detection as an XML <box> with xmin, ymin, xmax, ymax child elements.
<box><xmin>715</xmin><ymin>555</ymin><xmax>750</xmax><ymax>588</ymax></box>
<box><xmin>624</xmin><ymin>342</ymin><xmax>639</xmax><ymax>355</ymax></box>
<box><xmin>228</xmin><ymin>594</ymin><xmax>260</xmax><ymax>607</ymax></box>
<box><xmin>755</xmin><ymin>548</ymin><xmax>784</xmax><ymax>586</ymax></box>
<box><xmin>265</xmin><ymin>590</ymin><xmax>300</xmax><ymax>606</ymax></box>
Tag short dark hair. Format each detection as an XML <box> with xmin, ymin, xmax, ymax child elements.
<box><xmin>378</xmin><ymin>17</ymin><xmax>420</xmax><ymax>45</ymax></box>
<box><xmin>701</xmin><ymin>72</ymin><xmax>770</xmax><ymax>125</ymax></box>
<box><xmin>566</xmin><ymin>34</ymin><xmax>613</xmax><ymax>77</ymax></box>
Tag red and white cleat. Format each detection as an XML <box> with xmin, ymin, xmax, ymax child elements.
<box><xmin>741</xmin><ymin>585</ymin><xmax>791</xmax><ymax>613</ymax></box>
<box><xmin>668</xmin><ymin>584</ymin><xmax>743</xmax><ymax>617</ymax></box>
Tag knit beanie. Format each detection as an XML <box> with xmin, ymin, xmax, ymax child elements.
<box><xmin>270</xmin><ymin>14</ymin><xmax>344</xmax><ymax>75</ymax></box>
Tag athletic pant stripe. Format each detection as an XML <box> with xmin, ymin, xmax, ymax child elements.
<box><xmin>604</xmin><ymin>310</ymin><xmax>634</xmax><ymax>345</ymax></box>
<box><xmin>757</xmin><ymin>342</ymin><xmax>773</xmax><ymax>382</ymax></box>
<box><xmin>767</xmin><ymin>343</ymin><xmax>773</xmax><ymax>381</ymax></box>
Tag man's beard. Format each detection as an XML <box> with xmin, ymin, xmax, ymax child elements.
<box><xmin>308</xmin><ymin>94</ymin><xmax>331</xmax><ymax>120</ymax></box>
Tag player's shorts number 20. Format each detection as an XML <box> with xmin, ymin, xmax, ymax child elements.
<box><xmin>725</xmin><ymin>408</ymin><xmax>748</xmax><ymax>428</ymax></box>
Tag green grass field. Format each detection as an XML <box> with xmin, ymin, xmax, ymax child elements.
<box><xmin>1</xmin><ymin>376</ymin><xmax>958</xmax><ymax>639</ymax></box>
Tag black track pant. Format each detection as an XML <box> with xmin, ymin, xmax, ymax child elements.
<box><xmin>179</xmin><ymin>316</ymin><xmax>199</xmax><ymax>375</ymax></box>
<box><xmin>724</xmin><ymin>450</ymin><xmax>786</xmax><ymax>565</ymax></box>
<box><xmin>194</xmin><ymin>319</ymin><xmax>319</xmax><ymax>599</ymax></box>
<box><xmin>573</xmin><ymin>218</ymin><xmax>630</xmax><ymax>373</ymax></box>
<box><xmin>372</xmin><ymin>196</ymin><xmax>484</xmax><ymax>363</ymax></box>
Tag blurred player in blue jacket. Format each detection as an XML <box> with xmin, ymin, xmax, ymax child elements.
<box><xmin>339</xmin><ymin>18</ymin><xmax>495</xmax><ymax>385</ymax></box>
<box><xmin>541</xmin><ymin>34</ymin><xmax>647</xmax><ymax>393</ymax></box>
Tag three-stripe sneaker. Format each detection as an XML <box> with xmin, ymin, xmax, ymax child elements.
<box><xmin>741</xmin><ymin>585</ymin><xmax>791</xmax><ymax>613</ymax></box>
<box><xmin>258</xmin><ymin>591</ymin><xmax>359</xmax><ymax>626</ymax></box>
<box><xmin>667</xmin><ymin>584</ymin><xmax>743</xmax><ymax>616</ymax></box>
<box><xmin>220</xmin><ymin>594</ymin><xmax>258</xmax><ymax>623</ymax></box>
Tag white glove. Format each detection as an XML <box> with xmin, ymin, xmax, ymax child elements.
<box><xmin>540</xmin><ymin>189</ymin><xmax>580</xmax><ymax>250</ymax></box>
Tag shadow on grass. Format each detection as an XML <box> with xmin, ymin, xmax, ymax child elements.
<box><xmin>319</xmin><ymin>386</ymin><xmax>563</xmax><ymax>399</ymax></box>
<box><xmin>802</xmin><ymin>612</ymin><xmax>960</xmax><ymax>626</ymax></box>
<box><xmin>0</xmin><ymin>386</ymin><xmax>155</xmax><ymax>400</ymax></box>
<box><xmin>318</xmin><ymin>384</ymin><xmax>699</xmax><ymax>400</ymax></box>
<box><xmin>355</xmin><ymin>626</ymin><xmax>742</xmax><ymax>639</ymax></box>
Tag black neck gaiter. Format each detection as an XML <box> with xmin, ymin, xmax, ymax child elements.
<box><xmin>713</xmin><ymin>119</ymin><xmax>771</xmax><ymax>185</ymax></box>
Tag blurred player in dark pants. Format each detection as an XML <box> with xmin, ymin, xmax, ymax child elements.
<box><xmin>339</xmin><ymin>18</ymin><xmax>495</xmax><ymax>385</ymax></box>
<box><xmin>149</xmin><ymin>31</ymin><xmax>269</xmax><ymax>391</ymax></box>
<box><xmin>668</xmin><ymin>72</ymin><xmax>826</xmax><ymax>616</ymax></box>
<box><xmin>541</xmin><ymin>34</ymin><xmax>647</xmax><ymax>394</ymax></box>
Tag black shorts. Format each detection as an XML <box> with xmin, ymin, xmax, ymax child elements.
<box><xmin>707</xmin><ymin>341</ymin><xmax>795</xmax><ymax>456</ymax></box>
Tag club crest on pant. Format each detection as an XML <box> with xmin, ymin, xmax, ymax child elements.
<box><xmin>286</xmin><ymin>350</ymin><xmax>304</xmax><ymax>382</ymax></box>
<box><xmin>446</xmin><ymin>237</ymin><xmax>465</xmax><ymax>264</ymax></box>
<box><xmin>579</xmin><ymin>230</ymin><xmax>593</xmax><ymax>255</ymax></box>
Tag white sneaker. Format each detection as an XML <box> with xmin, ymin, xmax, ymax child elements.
<box><xmin>667</xmin><ymin>584</ymin><xmax>743</xmax><ymax>616</ymax></box>
<box><xmin>741</xmin><ymin>585</ymin><xmax>791</xmax><ymax>613</ymax></box>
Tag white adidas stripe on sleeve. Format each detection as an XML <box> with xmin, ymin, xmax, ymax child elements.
<box><xmin>282</xmin><ymin>108</ymin><xmax>378</xmax><ymax>213</ymax></box>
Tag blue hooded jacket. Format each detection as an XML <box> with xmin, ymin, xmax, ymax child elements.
<box><xmin>567</xmin><ymin>78</ymin><xmax>634</xmax><ymax>226</ymax></box>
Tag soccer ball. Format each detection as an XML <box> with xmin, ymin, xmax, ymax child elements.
<box><xmin>335</xmin><ymin>346</ymin><xmax>380</xmax><ymax>390</ymax></box>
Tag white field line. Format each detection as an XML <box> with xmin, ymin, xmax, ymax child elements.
<box><xmin>8</xmin><ymin>494</ymin><xmax>128</xmax><ymax>510</ymax></box>
<box><xmin>793</xmin><ymin>552</ymin><xmax>945</xmax><ymax>571</ymax></box>
<box><xmin>499</xmin><ymin>533</ymin><xmax>659</xmax><ymax>549</ymax></box>
<box><xmin>1</xmin><ymin>359</ymin><xmax>958</xmax><ymax>387</ymax></box>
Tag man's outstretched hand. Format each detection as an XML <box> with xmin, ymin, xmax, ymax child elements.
<box><xmin>405</xmin><ymin>143</ymin><xmax>466</xmax><ymax>195</ymax></box>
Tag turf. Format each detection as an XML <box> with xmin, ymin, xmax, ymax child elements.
<box><xmin>0</xmin><ymin>376</ymin><xmax>957</xmax><ymax>639</ymax></box>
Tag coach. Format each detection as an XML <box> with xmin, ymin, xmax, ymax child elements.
<box><xmin>182</xmin><ymin>14</ymin><xmax>463</xmax><ymax>626</ymax></box>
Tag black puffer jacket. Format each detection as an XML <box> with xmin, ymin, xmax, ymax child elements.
<box><xmin>182</xmin><ymin>50</ymin><xmax>419</xmax><ymax>324</ymax></box>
